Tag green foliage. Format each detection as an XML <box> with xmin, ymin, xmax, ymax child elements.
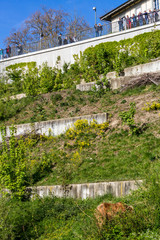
<box><xmin>2</xmin><ymin>31</ymin><xmax>160</xmax><ymax>99</ymax></box>
<box><xmin>0</xmin><ymin>129</ymin><xmax>54</xmax><ymax>199</ymax></box>
<box><xmin>0</xmin><ymin>96</ymin><xmax>33</xmax><ymax>122</ymax></box>
<box><xmin>6</xmin><ymin>62</ymin><xmax>36</xmax><ymax>71</ymax></box>
<box><xmin>143</xmin><ymin>101</ymin><xmax>160</xmax><ymax>111</ymax></box>
<box><xmin>119</xmin><ymin>102</ymin><xmax>137</xmax><ymax>134</ymax></box>
<box><xmin>5</xmin><ymin>62</ymin><xmax>37</xmax><ymax>95</ymax></box>
<box><xmin>92</xmin><ymin>77</ymin><xmax>110</xmax><ymax>97</ymax></box>
<box><xmin>23</xmin><ymin>66</ymin><xmax>40</xmax><ymax>96</ymax></box>
<box><xmin>77</xmin><ymin>30</ymin><xmax>160</xmax><ymax>78</ymax></box>
<box><xmin>119</xmin><ymin>102</ymin><xmax>136</xmax><ymax>126</ymax></box>
<box><xmin>39</xmin><ymin>62</ymin><xmax>56</xmax><ymax>93</ymax></box>
<box><xmin>6</xmin><ymin>68</ymin><xmax>23</xmax><ymax>93</ymax></box>
<box><xmin>0</xmin><ymin>126</ymin><xmax>27</xmax><ymax>199</ymax></box>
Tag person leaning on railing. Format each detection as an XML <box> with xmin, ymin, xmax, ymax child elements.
<box><xmin>123</xmin><ymin>16</ymin><xmax>127</xmax><ymax>30</ymax></box>
<box><xmin>0</xmin><ymin>49</ymin><xmax>3</xmax><ymax>60</ymax></box>
<box><xmin>17</xmin><ymin>44</ymin><xmax>23</xmax><ymax>55</ymax></box>
<box><xmin>98</xmin><ymin>23</ymin><xmax>103</xmax><ymax>36</ymax></box>
<box><xmin>58</xmin><ymin>33</ymin><xmax>62</xmax><ymax>46</ymax></box>
<box><xmin>126</xmin><ymin>15</ymin><xmax>131</xmax><ymax>29</ymax></box>
<box><xmin>118</xmin><ymin>18</ymin><xmax>123</xmax><ymax>31</ymax></box>
<box><xmin>144</xmin><ymin>11</ymin><xmax>149</xmax><ymax>24</ymax></box>
<box><xmin>138</xmin><ymin>12</ymin><xmax>143</xmax><ymax>26</ymax></box>
<box><xmin>118</xmin><ymin>9</ymin><xmax>160</xmax><ymax>32</ymax></box>
<box><xmin>149</xmin><ymin>10</ymin><xmax>154</xmax><ymax>23</ymax></box>
<box><xmin>94</xmin><ymin>24</ymin><xmax>99</xmax><ymax>37</ymax></box>
<box><xmin>154</xmin><ymin>8</ymin><xmax>159</xmax><ymax>22</ymax></box>
<box><xmin>6</xmin><ymin>45</ymin><xmax>11</xmax><ymax>58</ymax></box>
<box><xmin>132</xmin><ymin>14</ymin><xmax>137</xmax><ymax>27</ymax></box>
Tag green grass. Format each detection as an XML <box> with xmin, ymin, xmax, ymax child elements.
<box><xmin>1</xmin><ymin>84</ymin><xmax>160</xmax><ymax>239</ymax></box>
<box><xmin>1</xmin><ymin>84</ymin><xmax>160</xmax><ymax>187</ymax></box>
<box><xmin>0</xmin><ymin>83</ymin><xmax>159</xmax><ymax>126</ymax></box>
<box><xmin>17</xmin><ymin>118</ymin><xmax>159</xmax><ymax>186</ymax></box>
<box><xmin>1</xmin><ymin>189</ymin><xmax>160</xmax><ymax>240</ymax></box>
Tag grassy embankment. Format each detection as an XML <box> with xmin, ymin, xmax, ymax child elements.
<box><xmin>1</xmin><ymin>84</ymin><xmax>160</xmax><ymax>186</ymax></box>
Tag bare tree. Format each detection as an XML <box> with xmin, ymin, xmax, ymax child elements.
<box><xmin>42</xmin><ymin>8</ymin><xmax>69</xmax><ymax>46</ymax></box>
<box><xmin>66</xmin><ymin>15</ymin><xmax>90</xmax><ymax>40</ymax></box>
<box><xmin>5</xmin><ymin>26</ymin><xmax>30</xmax><ymax>46</ymax></box>
<box><xmin>4</xmin><ymin>7</ymin><xmax>90</xmax><ymax>51</ymax></box>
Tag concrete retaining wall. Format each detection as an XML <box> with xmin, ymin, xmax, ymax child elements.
<box><xmin>76</xmin><ymin>82</ymin><xmax>97</xmax><ymax>91</ymax></box>
<box><xmin>106</xmin><ymin>59</ymin><xmax>160</xmax><ymax>89</ymax></box>
<box><xmin>124</xmin><ymin>59</ymin><xmax>160</xmax><ymax>76</ymax></box>
<box><xmin>76</xmin><ymin>57</ymin><xmax>160</xmax><ymax>91</ymax></box>
<box><xmin>0</xmin><ymin>22</ymin><xmax>160</xmax><ymax>73</ymax></box>
<box><xmin>32</xmin><ymin>180</ymin><xmax>142</xmax><ymax>199</ymax></box>
<box><xmin>1</xmin><ymin>113</ymin><xmax>108</xmax><ymax>142</ymax></box>
<box><xmin>76</xmin><ymin>76</ymin><xmax>135</xmax><ymax>91</ymax></box>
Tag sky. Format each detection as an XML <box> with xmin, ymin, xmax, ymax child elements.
<box><xmin>0</xmin><ymin>0</ymin><xmax>126</xmax><ymax>48</ymax></box>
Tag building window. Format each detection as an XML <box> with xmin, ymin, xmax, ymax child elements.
<box><xmin>153</xmin><ymin>0</ymin><xmax>159</xmax><ymax>10</ymax></box>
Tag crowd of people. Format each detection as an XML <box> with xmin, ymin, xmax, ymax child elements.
<box><xmin>57</xmin><ymin>34</ymin><xmax>79</xmax><ymax>46</ymax></box>
<box><xmin>94</xmin><ymin>23</ymin><xmax>103</xmax><ymax>37</ymax></box>
<box><xmin>0</xmin><ymin>10</ymin><xmax>159</xmax><ymax>60</ymax></box>
<box><xmin>118</xmin><ymin>9</ymin><xmax>159</xmax><ymax>31</ymax></box>
<box><xmin>0</xmin><ymin>44</ymin><xmax>23</xmax><ymax>60</ymax></box>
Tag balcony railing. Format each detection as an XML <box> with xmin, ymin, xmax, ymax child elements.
<box><xmin>0</xmin><ymin>9</ymin><xmax>160</xmax><ymax>60</ymax></box>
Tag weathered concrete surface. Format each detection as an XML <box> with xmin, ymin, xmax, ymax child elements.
<box><xmin>76</xmin><ymin>82</ymin><xmax>98</xmax><ymax>91</ymax></box>
<box><xmin>109</xmin><ymin>76</ymin><xmax>136</xmax><ymax>90</ymax></box>
<box><xmin>1</xmin><ymin>113</ymin><xmax>108</xmax><ymax>142</ymax></box>
<box><xmin>124</xmin><ymin>59</ymin><xmax>160</xmax><ymax>76</ymax></box>
<box><xmin>31</xmin><ymin>180</ymin><xmax>142</xmax><ymax>199</ymax></box>
<box><xmin>76</xmin><ymin>76</ymin><xmax>135</xmax><ymax>91</ymax></box>
<box><xmin>0</xmin><ymin>22</ymin><xmax>160</xmax><ymax>73</ymax></box>
<box><xmin>106</xmin><ymin>59</ymin><xmax>160</xmax><ymax>89</ymax></box>
<box><xmin>4</xmin><ymin>93</ymin><xmax>26</xmax><ymax>101</ymax></box>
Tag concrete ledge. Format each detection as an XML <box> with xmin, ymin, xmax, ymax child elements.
<box><xmin>32</xmin><ymin>180</ymin><xmax>142</xmax><ymax>199</ymax></box>
<box><xmin>124</xmin><ymin>60</ymin><xmax>160</xmax><ymax>76</ymax></box>
<box><xmin>76</xmin><ymin>82</ymin><xmax>98</xmax><ymax>91</ymax></box>
<box><xmin>1</xmin><ymin>112</ymin><xmax>108</xmax><ymax>142</ymax></box>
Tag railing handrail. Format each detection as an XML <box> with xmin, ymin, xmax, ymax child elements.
<box><xmin>0</xmin><ymin>8</ymin><xmax>160</xmax><ymax>60</ymax></box>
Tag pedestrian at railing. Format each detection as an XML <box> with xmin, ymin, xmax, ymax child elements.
<box><xmin>63</xmin><ymin>36</ymin><xmax>68</xmax><ymax>45</ymax></box>
<box><xmin>138</xmin><ymin>12</ymin><xmax>143</xmax><ymax>26</ymax></box>
<box><xmin>6</xmin><ymin>45</ymin><xmax>11</xmax><ymax>58</ymax></box>
<box><xmin>94</xmin><ymin>23</ymin><xmax>103</xmax><ymax>37</ymax></box>
<box><xmin>154</xmin><ymin>8</ymin><xmax>159</xmax><ymax>21</ymax></box>
<box><xmin>0</xmin><ymin>49</ymin><xmax>3</xmax><ymax>60</ymax></box>
<box><xmin>118</xmin><ymin>18</ymin><xmax>123</xmax><ymax>31</ymax></box>
<box><xmin>117</xmin><ymin>9</ymin><xmax>160</xmax><ymax>33</ymax></box>
<box><xmin>123</xmin><ymin>17</ymin><xmax>127</xmax><ymax>30</ymax></box>
<box><xmin>58</xmin><ymin>33</ymin><xmax>62</xmax><ymax>46</ymax></box>
<box><xmin>69</xmin><ymin>36</ymin><xmax>74</xmax><ymax>43</ymax></box>
<box><xmin>2</xmin><ymin>13</ymin><xmax>160</xmax><ymax>60</ymax></box>
<box><xmin>126</xmin><ymin>15</ymin><xmax>131</xmax><ymax>29</ymax></box>
<box><xmin>132</xmin><ymin>14</ymin><xmax>137</xmax><ymax>27</ymax></box>
<box><xmin>98</xmin><ymin>23</ymin><xmax>103</xmax><ymax>36</ymax></box>
<box><xmin>73</xmin><ymin>35</ymin><xmax>78</xmax><ymax>42</ymax></box>
<box><xmin>144</xmin><ymin>11</ymin><xmax>149</xmax><ymax>24</ymax></box>
<box><xmin>17</xmin><ymin>44</ymin><xmax>23</xmax><ymax>55</ymax></box>
<box><xmin>94</xmin><ymin>24</ymin><xmax>99</xmax><ymax>37</ymax></box>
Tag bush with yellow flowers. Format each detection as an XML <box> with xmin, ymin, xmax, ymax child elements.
<box><xmin>65</xmin><ymin>119</ymin><xmax>109</xmax><ymax>150</ymax></box>
<box><xmin>143</xmin><ymin>102</ymin><xmax>160</xmax><ymax>111</ymax></box>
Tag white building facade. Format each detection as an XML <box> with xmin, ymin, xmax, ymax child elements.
<box><xmin>100</xmin><ymin>0</ymin><xmax>160</xmax><ymax>32</ymax></box>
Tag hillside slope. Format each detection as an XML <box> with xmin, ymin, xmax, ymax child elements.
<box><xmin>1</xmin><ymin>83</ymin><xmax>160</xmax><ymax>186</ymax></box>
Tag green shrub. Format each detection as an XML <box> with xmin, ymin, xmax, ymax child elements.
<box><xmin>23</xmin><ymin>66</ymin><xmax>40</xmax><ymax>96</ymax></box>
<box><xmin>39</xmin><ymin>62</ymin><xmax>56</xmax><ymax>93</ymax></box>
<box><xmin>119</xmin><ymin>102</ymin><xmax>137</xmax><ymax>134</ymax></box>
